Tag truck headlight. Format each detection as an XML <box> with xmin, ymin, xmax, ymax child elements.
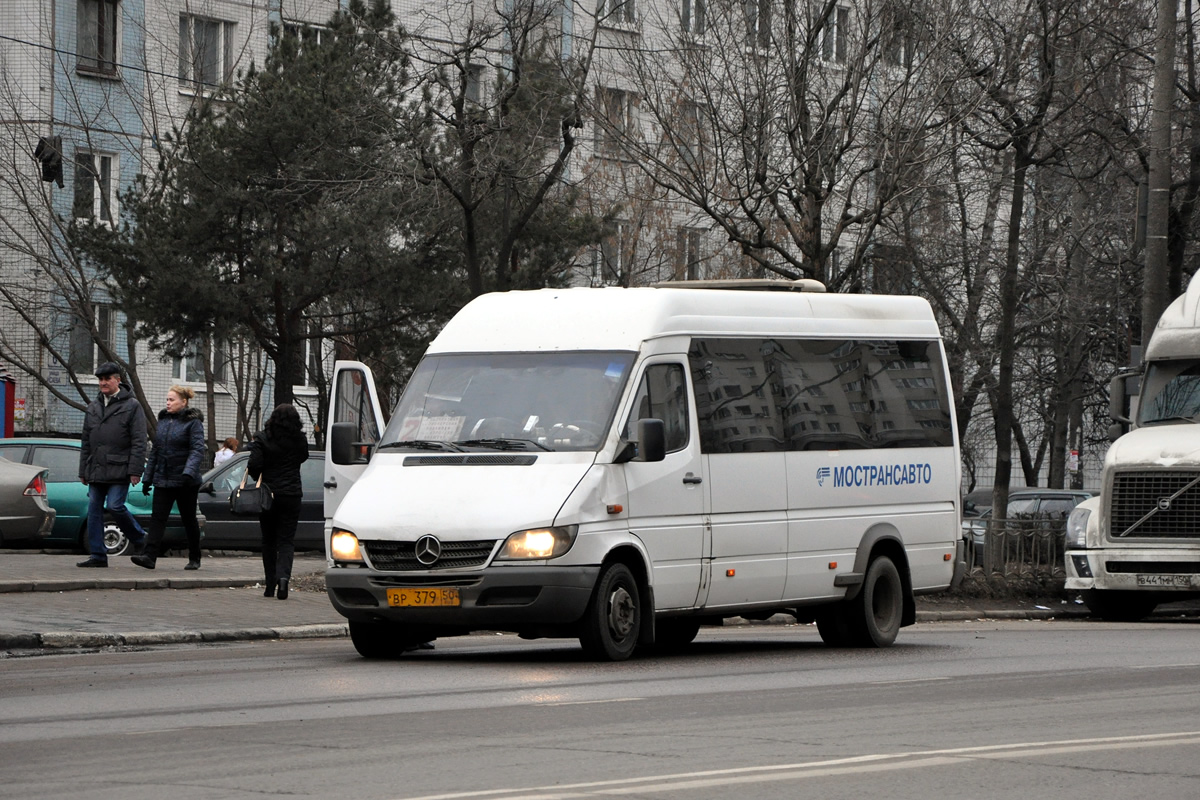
<box><xmin>331</xmin><ymin>528</ymin><xmax>364</xmax><ymax>563</ymax></box>
<box><xmin>496</xmin><ymin>525</ymin><xmax>578</xmax><ymax>560</ymax></box>
<box><xmin>1065</xmin><ymin>506</ymin><xmax>1090</xmax><ymax>549</ymax></box>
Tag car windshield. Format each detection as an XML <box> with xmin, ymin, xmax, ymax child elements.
<box><xmin>378</xmin><ymin>352</ymin><xmax>636</xmax><ymax>453</ymax></box>
<box><xmin>1139</xmin><ymin>360</ymin><xmax>1200</xmax><ymax>425</ymax></box>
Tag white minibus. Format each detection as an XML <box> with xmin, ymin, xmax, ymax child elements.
<box><xmin>323</xmin><ymin>280</ymin><xmax>965</xmax><ymax>660</ymax></box>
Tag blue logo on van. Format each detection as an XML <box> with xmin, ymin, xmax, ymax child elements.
<box><xmin>816</xmin><ymin>467</ymin><xmax>831</xmax><ymax>486</ymax></box>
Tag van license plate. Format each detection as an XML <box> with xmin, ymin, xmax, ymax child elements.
<box><xmin>387</xmin><ymin>588</ymin><xmax>461</xmax><ymax>607</ymax></box>
<box><xmin>1136</xmin><ymin>574</ymin><xmax>1196</xmax><ymax>588</ymax></box>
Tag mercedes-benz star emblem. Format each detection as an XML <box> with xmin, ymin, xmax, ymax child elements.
<box><xmin>414</xmin><ymin>535</ymin><xmax>442</xmax><ymax>566</ymax></box>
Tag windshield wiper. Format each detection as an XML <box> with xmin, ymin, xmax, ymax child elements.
<box><xmin>377</xmin><ymin>440</ymin><xmax>464</xmax><ymax>452</ymax></box>
<box><xmin>455</xmin><ymin>437</ymin><xmax>553</xmax><ymax>452</ymax></box>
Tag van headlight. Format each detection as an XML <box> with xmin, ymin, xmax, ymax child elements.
<box><xmin>496</xmin><ymin>525</ymin><xmax>578</xmax><ymax>560</ymax></box>
<box><xmin>331</xmin><ymin>528</ymin><xmax>364</xmax><ymax>563</ymax></box>
<box><xmin>1065</xmin><ymin>506</ymin><xmax>1090</xmax><ymax>549</ymax></box>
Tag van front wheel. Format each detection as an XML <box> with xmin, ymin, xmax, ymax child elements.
<box><xmin>349</xmin><ymin>621</ymin><xmax>433</xmax><ymax>659</ymax></box>
<box><xmin>579</xmin><ymin>563</ymin><xmax>641</xmax><ymax>661</ymax></box>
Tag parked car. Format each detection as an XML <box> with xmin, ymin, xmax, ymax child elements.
<box><xmin>0</xmin><ymin>438</ymin><xmax>202</xmax><ymax>556</ymax></box>
<box><xmin>0</xmin><ymin>457</ymin><xmax>56</xmax><ymax>545</ymax></box>
<box><xmin>197</xmin><ymin>451</ymin><xmax>326</xmax><ymax>552</ymax></box>
<box><xmin>962</xmin><ymin>488</ymin><xmax>1095</xmax><ymax>561</ymax></box>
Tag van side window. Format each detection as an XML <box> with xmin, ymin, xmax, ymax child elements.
<box><xmin>623</xmin><ymin>364</ymin><xmax>690</xmax><ymax>452</ymax></box>
<box><xmin>689</xmin><ymin>337</ymin><xmax>954</xmax><ymax>453</ymax></box>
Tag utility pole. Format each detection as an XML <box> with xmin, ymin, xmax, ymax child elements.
<box><xmin>1143</xmin><ymin>0</ymin><xmax>1176</xmax><ymax>344</ymax></box>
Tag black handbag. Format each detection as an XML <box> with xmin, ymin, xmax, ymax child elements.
<box><xmin>230</xmin><ymin>473</ymin><xmax>273</xmax><ymax>515</ymax></box>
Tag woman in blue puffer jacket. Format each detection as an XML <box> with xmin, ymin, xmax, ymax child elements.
<box><xmin>132</xmin><ymin>385</ymin><xmax>205</xmax><ymax>570</ymax></box>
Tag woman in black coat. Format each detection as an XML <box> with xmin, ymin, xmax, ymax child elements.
<box><xmin>132</xmin><ymin>385</ymin><xmax>205</xmax><ymax>570</ymax></box>
<box><xmin>248</xmin><ymin>403</ymin><xmax>309</xmax><ymax>599</ymax></box>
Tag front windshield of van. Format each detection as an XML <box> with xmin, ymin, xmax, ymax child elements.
<box><xmin>378</xmin><ymin>352</ymin><xmax>636</xmax><ymax>452</ymax></box>
<box><xmin>1139</xmin><ymin>360</ymin><xmax>1200</xmax><ymax>425</ymax></box>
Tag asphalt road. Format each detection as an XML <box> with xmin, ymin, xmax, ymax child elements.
<box><xmin>2</xmin><ymin>618</ymin><xmax>1199</xmax><ymax>799</ymax></box>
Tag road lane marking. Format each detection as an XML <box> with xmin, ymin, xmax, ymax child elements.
<box><xmin>539</xmin><ymin>698</ymin><xmax>644</xmax><ymax>707</ymax></box>
<box><xmin>396</xmin><ymin>730</ymin><xmax>1200</xmax><ymax>800</ymax></box>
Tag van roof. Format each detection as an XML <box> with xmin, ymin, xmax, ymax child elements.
<box><xmin>428</xmin><ymin>286</ymin><xmax>942</xmax><ymax>354</ymax></box>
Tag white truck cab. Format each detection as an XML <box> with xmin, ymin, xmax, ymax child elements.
<box><xmin>323</xmin><ymin>282</ymin><xmax>964</xmax><ymax>660</ymax></box>
<box><xmin>1066</xmin><ymin>279</ymin><xmax>1200</xmax><ymax>620</ymax></box>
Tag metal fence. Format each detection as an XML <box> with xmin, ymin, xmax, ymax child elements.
<box><xmin>963</xmin><ymin>515</ymin><xmax>1068</xmax><ymax>578</ymax></box>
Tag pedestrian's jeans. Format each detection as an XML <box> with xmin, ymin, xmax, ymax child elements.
<box><xmin>87</xmin><ymin>482</ymin><xmax>147</xmax><ymax>560</ymax></box>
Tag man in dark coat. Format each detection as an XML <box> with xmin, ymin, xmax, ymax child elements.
<box><xmin>76</xmin><ymin>361</ymin><xmax>148</xmax><ymax>567</ymax></box>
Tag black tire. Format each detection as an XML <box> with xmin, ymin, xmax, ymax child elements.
<box><xmin>579</xmin><ymin>563</ymin><xmax>641</xmax><ymax>661</ymax></box>
<box><xmin>652</xmin><ymin>618</ymin><xmax>700</xmax><ymax>649</ymax></box>
<box><xmin>1082</xmin><ymin>590</ymin><xmax>1159</xmax><ymax>622</ymax></box>
<box><xmin>349</xmin><ymin>621</ymin><xmax>433</xmax><ymax>659</ymax></box>
<box><xmin>819</xmin><ymin>556</ymin><xmax>904</xmax><ymax>648</ymax></box>
<box><xmin>853</xmin><ymin>556</ymin><xmax>903</xmax><ymax>647</ymax></box>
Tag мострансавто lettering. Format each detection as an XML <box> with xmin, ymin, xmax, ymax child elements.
<box><xmin>832</xmin><ymin>463</ymin><xmax>932</xmax><ymax>488</ymax></box>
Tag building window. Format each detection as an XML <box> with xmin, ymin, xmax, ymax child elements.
<box><xmin>815</xmin><ymin>3</ymin><xmax>848</xmax><ymax>62</ymax></box>
<box><xmin>595</xmin><ymin>87</ymin><xmax>636</xmax><ymax>157</ymax></box>
<box><xmin>466</xmin><ymin>63</ymin><xmax>484</xmax><ymax>105</ymax></box>
<box><xmin>179</xmin><ymin>15</ymin><xmax>236</xmax><ymax>91</ymax></box>
<box><xmin>677</xmin><ymin>227</ymin><xmax>705</xmax><ymax>279</ymax></box>
<box><xmin>173</xmin><ymin>338</ymin><xmax>229</xmax><ymax>384</ymax></box>
<box><xmin>68</xmin><ymin>304</ymin><xmax>114</xmax><ymax>374</ymax></box>
<box><xmin>78</xmin><ymin>0</ymin><xmax>119</xmax><ymax>75</ymax></box>
<box><xmin>290</xmin><ymin>331</ymin><xmax>326</xmax><ymax>389</ymax></box>
<box><xmin>593</xmin><ymin>221</ymin><xmax>631</xmax><ymax>286</ymax></box>
<box><xmin>74</xmin><ymin>152</ymin><xmax>116</xmax><ymax>222</ymax></box>
<box><xmin>601</xmin><ymin>0</ymin><xmax>636</xmax><ymax>25</ymax></box>
<box><xmin>682</xmin><ymin>0</ymin><xmax>705</xmax><ymax>34</ymax></box>
<box><xmin>881</xmin><ymin>5</ymin><xmax>917</xmax><ymax>68</ymax></box>
<box><xmin>745</xmin><ymin>0</ymin><xmax>771</xmax><ymax>49</ymax></box>
<box><xmin>282</xmin><ymin>21</ymin><xmax>329</xmax><ymax>49</ymax></box>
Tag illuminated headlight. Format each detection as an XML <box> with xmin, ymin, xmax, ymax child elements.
<box><xmin>1065</xmin><ymin>506</ymin><xmax>1090</xmax><ymax>549</ymax></box>
<box><xmin>496</xmin><ymin>525</ymin><xmax>578</xmax><ymax>560</ymax></box>
<box><xmin>331</xmin><ymin>528</ymin><xmax>364</xmax><ymax>563</ymax></box>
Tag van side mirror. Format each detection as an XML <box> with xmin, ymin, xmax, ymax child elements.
<box><xmin>331</xmin><ymin>422</ymin><xmax>371</xmax><ymax>465</ymax></box>
<box><xmin>636</xmin><ymin>419</ymin><xmax>666</xmax><ymax>463</ymax></box>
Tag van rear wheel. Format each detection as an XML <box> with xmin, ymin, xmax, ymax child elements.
<box><xmin>579</xmin><ymin>563</ymin><xmax>641</xmax><ymax>661</ymax></box>
<box><xmin>818</xmin><ymin>555</ymin><xmax>903</xmax><ymax>648</ymax></box>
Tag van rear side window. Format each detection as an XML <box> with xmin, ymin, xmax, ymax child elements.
<box><xmin>688</xmin><ymin>337</ymin><xmax>953</xmax><ymax>453</ymax></box>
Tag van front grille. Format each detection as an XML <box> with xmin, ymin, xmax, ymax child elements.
<box><xmin>1110</xmin><ymin>471</ymin><xmax>1200</xmax><ymax>539</ymax></box>
<box><xmin>362</xmin><ymin>539</ymin><xmax>496</xmax><ymax>571</ymax></box>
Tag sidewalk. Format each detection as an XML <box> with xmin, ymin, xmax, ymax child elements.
<box><xmin>0</xmin><ymin>551</ymin><xmax>348</xmax><ymax>650</ymax></box>
<box><xmin>0</xmin><ymin>551</ymin><xmax>1184</xmax><ymax>653</ymax></box>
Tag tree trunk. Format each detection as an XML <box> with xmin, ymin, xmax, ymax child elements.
<box><xmin>1143</xmin><ymin>0</ymin><xmax>1177</xmax><ymax>342</ymax></box>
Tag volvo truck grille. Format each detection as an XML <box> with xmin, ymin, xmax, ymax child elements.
<box><xmin>1110</xmin><ymin>471</ymin><xmax>1200</xmax><ymax>539</ymax></box>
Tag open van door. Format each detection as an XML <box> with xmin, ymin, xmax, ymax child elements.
<box><xmin>324</xmin><ymin>361</ymin><xmax>385</xmax><ymax>524</ymax></box>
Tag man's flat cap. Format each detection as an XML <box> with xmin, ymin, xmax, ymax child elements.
<box><xmin>94</xmin><ymin>361</ymin><xmax>121</xmax><ymax>378</ymax></box>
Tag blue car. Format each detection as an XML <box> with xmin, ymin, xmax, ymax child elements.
<box><xmin>0</xmin><ymin>438</ymin><xmax>203</xmax><ymax>556</ymax></box>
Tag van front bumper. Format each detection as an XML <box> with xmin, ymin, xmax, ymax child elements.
<box><xmin>325</xmin><ymin>565</ymin><xmax>601</xmax><ymax>632</ymax></box>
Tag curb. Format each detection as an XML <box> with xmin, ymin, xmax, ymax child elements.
<box><xmin>0</xmin><ymin>578</ymin><xmax>264</xmax><ymax>594</ymax></box>
<box><xmin>2</xmin><ymin>623</ymin><xmax>348</xmax><ymax>651</ymax></box>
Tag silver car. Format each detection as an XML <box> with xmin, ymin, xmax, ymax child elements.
<box><xmin>0</xmin><ymin>457</ymin><xmax>56</xmax><ymax>544</ymax></box>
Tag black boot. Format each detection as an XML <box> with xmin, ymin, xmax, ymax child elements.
<box><xmin>276</xmin><ymin>579</ymin><xmax>289</xmax><ymax>600</ymax></box>
<box><xmin>184</xmin><ymin>559</ymin><xmax>200</xmax><ymax>570</ymax></box>
<box><xmin>263</xmin><ymin>579</ymin><xmax>276</xmax><ymax>598</ymax></box>
<box><xmin>131</xmin><ymin>555</ymin><xmax>156</xmax><ymax>570</ymax></box>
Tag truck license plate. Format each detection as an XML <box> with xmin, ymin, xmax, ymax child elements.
<box><xmin>386</xmin><ymin>587</ymin><xmax>461</xmax><ymax>607</ymax></box>
<box><xmin>1136</xmin><ymin>574</ymin><xmax>1196</xmax><ymax>588</ymax></box>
